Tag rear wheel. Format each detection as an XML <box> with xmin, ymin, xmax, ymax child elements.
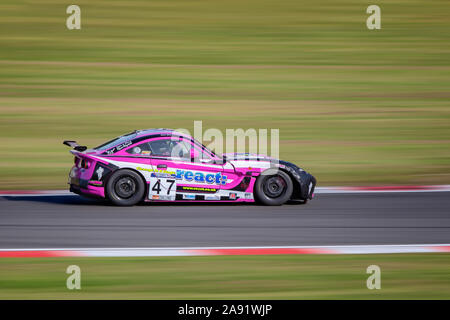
<box><xmin>254</xmin><ymin>170</ymin><xmax>293</xmax><ymax>205</ymax></box>
<box><xmin>106</xmin><ymin>169</ymin><xmax>145</xmax><ymax>206</ymax></box>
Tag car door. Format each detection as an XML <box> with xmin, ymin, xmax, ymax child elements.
<box><xmin>148</xmin><ymin>137</ymin><xmax>226</xmax><ymax>201</ymax></box>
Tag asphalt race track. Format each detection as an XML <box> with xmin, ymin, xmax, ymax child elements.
<box><xmin>0</xmin><ymin>192</ymin><xmax>449</xmax><ymax>248</ymax></box>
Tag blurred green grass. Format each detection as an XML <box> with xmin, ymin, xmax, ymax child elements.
<box><xmin>0</xmin><ymin>254</ymin><xmax>449</xmax><ymax>299</ymax></box>
<box><xmin>0</xmin><ymin>0</ymin><xmax>449</xmax><ymax>189</ymax></box>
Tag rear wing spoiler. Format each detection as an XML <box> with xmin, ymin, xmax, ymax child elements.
<box><xmin>63</xmin><ymin>140</ymin><xmax>87</xmax><ymax>152</ymax></box>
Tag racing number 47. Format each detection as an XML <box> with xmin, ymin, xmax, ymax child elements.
<box><xmin>152</xmin><ymin>179</ymin><xmax>175</xmax><ymax>195</ymax></box>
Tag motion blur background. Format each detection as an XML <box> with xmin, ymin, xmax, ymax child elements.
<box><xmin>0</xmin><ymin>0</ymin><xmax>450</xmax><ymax>300</ymax></box>
<box><xmin>0</xmin><ymin>0</ymin><xmax>449</xmax><ymax>189</ymax></box>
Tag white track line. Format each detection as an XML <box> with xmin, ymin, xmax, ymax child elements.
<box><xmin>0</xmin><ymin>244</ymin><xmax>449</xmax><ymax>257</ymax></box>
<box><xmin>1</xmin><ymin>185</ymin><xmax>450</xmax><ymax>197</ymax></box>
<box><xmin>0</xmin><ymin>190</ymin><xmax>71</xmax><ymax>197</ymax></box>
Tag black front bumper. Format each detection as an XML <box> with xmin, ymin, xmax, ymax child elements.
<box><xmin>278</xmin><ymin>160</ymin><xmax>317</xmax><ymax>200</ymax></box>
<box><xmin>296</xmin><ymin>171</ymin><xmax>316</xmax><ymax>200</ymax></box>
<box><xmin>69</xmin><ymin>184</ymin><xmax>82</xmax><ymax>195</ymax></box>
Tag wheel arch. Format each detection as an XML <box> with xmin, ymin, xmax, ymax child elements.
<box><xmin>253</xmin><ymin>168</ymin><xmax>294</xmax><ymax>205</ymax></box>
<box><xmin>279</xmin><ymin>168</ymin><xmax>302</xmax><ymax>200</ymax></box>
<box><xmin>104</xmin><ymin>167</ymin><xmax>148</xmax><ymax>201</ymax></box>
<box><xmin>257</xmin><ymin>167</ymin><xmax>301</xmax><ymax>200</ymax></box>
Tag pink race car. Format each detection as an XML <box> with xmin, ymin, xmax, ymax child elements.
<box><xmin>64</xmin><ymin>129</ymin><xmax>316</xmax><ymax>206</ymax></box>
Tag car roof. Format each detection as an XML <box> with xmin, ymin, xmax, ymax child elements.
<box><xmin>134</xmin><ymin>128</ymin><xmax>189</xmax><ymax>138</ymax></box>
<box><xmin>93</xmin><ymin>129</ymin><xmax>191</xmax><ymax>152</ymax></box>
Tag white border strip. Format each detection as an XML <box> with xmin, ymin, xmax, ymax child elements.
<box><xmin>1</xmin><ymin>185</ymin><xmax>450</xmax><ymax>197</ymax></box>
<box><xmin>0</xmin><ymin>190</ymin><xmax>71</xmax><ymax>197</ymax></box>
<box><xmin>1</xmin><ymin>244</ymin><xmax>449</xmax><ymax>257</ymax></box>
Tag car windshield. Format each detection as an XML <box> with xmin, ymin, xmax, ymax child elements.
<box><xmin>193</xmin><ymin>140</ymin><xmax>224</xmax><ymax>162</ymax></box>
<box><xmin>94</xmin><ymin>132</ymin><xmax>138</xmax><ymax>151</ymax></box>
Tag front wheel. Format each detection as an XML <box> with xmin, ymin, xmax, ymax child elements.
<box><xmin>254</xmin><ymin>170</ymin><xmax>293</xmax><ymax>206</ymax></box>
<box><xmin>106</xmin><ymin>169</ymin><xmax>145</xmax><ymax>206</ymax></box>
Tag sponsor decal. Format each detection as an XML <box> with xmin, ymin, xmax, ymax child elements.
<box><xmin>151</xmin><ymin>172</ymin><xmax>176</xmax><ymax>178</ymax></box>
<box><xmin>116</xmin><ymin>141</ymin><xmax>133</xmax><ymax>151</ymax></box>
<box><xmin>245</xmin><ymin>192</ymin><xmax>253</xmax><ymax>199</ymax></box>
<box><xmin>91</xmin><ymin>164</ymin><xmax>111</xmax><ymax>181</ymax></box>
<box><xmin>88</xmin><ymin>180</ymin><xmax>103</xmax><ymax>186</ymax></box>
<box><xmin>158</xmin><ymin>195</ymin><xmax>175</xmax><ymax>201</ymax></box>
<box><xmin>175</xmin><ymin>170</ymin><xmax>227</xmax><ymax>185</ymax></box>
<box><xmin>137</xmin><ymin>166</ymin><xmax>176</xmax><ymax>178</ymax></box>
<box><xmin>152</xmin><ymin>195</ymin><xmax>160</xmax><ymax>200</ymax></box>
<box><xmin>205</xmin><ymin>195</ymin><xmax>221</xmax><ymax>200</ymax></box>
<box><xmin>96</xmin><ymin>167</ymin><xmax>104</xmax><ymax>180</ymax></box>
<box><xmin>105</xmin><ymin>141</ymin><xmax>133</xmax><ymax>154</ymax></box>
<box><xmin>229</xmin><ymin>193</ymin><xmax>237</xmax><ymax>200</ymax></box>
<box><xmin>138</xmin><ymin>167</ymin><xmax>227</xmax><ymax>185</ymax></box>
<box><xmin>178</xmin><ymin>186</ymin><xmax>217</xmax><ymax>193</ymax></box>
<box><xmin>130</xmin><ymin>147</ymin><xmax>152</xmax><ymax>156</ymax></box>
<box><xmin>132</xmin><ymin>146</ymin><xmax>142</xmax><ymax>154</ymax></box>
<box><xmin>182</xmin><ymin>194</ymin><xmax>196</xmax><ymax>200</ymax></box>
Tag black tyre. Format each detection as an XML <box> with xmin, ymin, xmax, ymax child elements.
<box><xmin>106</xmin><ymin>169</ymin><xmax>145</xmax><ymax>206</ymax></box>
<box><xmin>254</xmin><ymin>169</ymin><xmax>293</xmax><ymax>206</ymax></box>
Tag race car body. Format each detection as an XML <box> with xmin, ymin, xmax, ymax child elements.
<box><xmin>65</xmin><ymin>129</ymin><xmax>316</xmax><ymax>206</ymax></box>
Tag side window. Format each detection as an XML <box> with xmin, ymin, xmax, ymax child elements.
<box><xmin>148</xmin><ymin>139</ymin><xmax>189</xmax><ymax>159</ymax></box>
<box><xmin>125</xmin><ymin>142</ymin><xmax>152</xmax><ymax>156</ymax></box>
<box><xmin>173</xmin><ymin>140</ymin><xmax>191</xmax><ymax>159</ymax></box>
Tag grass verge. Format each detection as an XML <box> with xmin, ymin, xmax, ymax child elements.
<box><xmin>0</xmin><ymin>254</ymin><xmax>449</xmax><ymax>299</ymax></box>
